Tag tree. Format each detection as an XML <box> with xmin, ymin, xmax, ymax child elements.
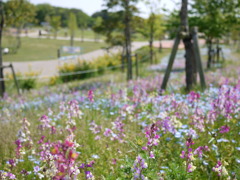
<box><xmin>190</xmin><ymin>0</ymin><xmax>240</xmax><ymax>68</ymax></box>
<box><xmin>92</xmin><ymin>10</ymin><xmax>126</xmax><ymax>71</ymax></box>
<box><xmin>78</xmin><ymin>11</ymin><xmax>89</xmax><ymax>42</ymax></box>
<box><xmin>92</xmin><ymin>16</ymin><xmax>103</xmax><ymax>42</ymax></box>
<box><xmin>50</xmin><ymin>16</ymin><xmax>61</xmax><ymax>39</ymax></box>
<box><xmin>137</xmin><ymin>13</ymin><xmax>165</xmax><ymax>64</ymax></box>
<box><xmin>4</xmin><ymin>0</ymin><xmax>36</xmax><ymax>51</ymax></box>
<box><xmin>0</xmin><ymin>0</ymin><xmax>5</xmax><ymax>97</ymax></box>
<box><xmin>68</xmin><ymin>13</ymin><xmax>78</xmax><ymax>46</ymax></box>
<box><xmin>35</xmin><ymin>3</ymin><xmax>54</xmax><ymax>25</ymax></box>
<box><xmin>104</xmin><ymin>0</ymin><xmax>139</xmax><ymax>80</ymax></box>
<box><xmin>155</xmin><ymin>14</ymin><xmax>166</xmax><ymax>52</ymax></box>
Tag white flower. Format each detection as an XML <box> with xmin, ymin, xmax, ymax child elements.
<box><xmin>38</xmin><ymin>173</ymin><xmax>44</xmax><ymax>179</ymax></box>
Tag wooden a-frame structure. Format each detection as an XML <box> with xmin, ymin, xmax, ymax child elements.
<box><xmin>161</xmin><ymin>27</ymin><xmax>206</xmax><ymax>91</ymax></box>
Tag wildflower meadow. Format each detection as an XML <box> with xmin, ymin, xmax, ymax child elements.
<box><xmin>0</xmin><ymin>62</ymin><xmax>239</xmax><ymax>180</ymax></box>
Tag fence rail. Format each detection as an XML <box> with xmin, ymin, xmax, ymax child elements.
<box><xmin>0</xmin><ymin>55</ymin><xmax>148</xmax><ymax>82</ymax></box>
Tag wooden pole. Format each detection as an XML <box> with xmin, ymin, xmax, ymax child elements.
<box><xmin>121</xmin><ymin>54</ymin><xmax>125</xmax><ymax>72</ymax></box>
<box><xmin>135</xmin><ymin>54</ymin><xmax>138</xmax><ymax>79</ymax></box>
<box><xmin>10</xmin><ymin>63</ymin><xmax>20</xmax><ymax>95</ymax></box>
<box><xmin>192</xmin><ymin>27</ymin><xmax>206</xmax><ymax>89</ymax></box>
<box><xmin>0</xmin><ymin>0</ymin><xmax>5</xmax><ymax>97</ymax></box>
<box><xmin>161</xmin><ymin>32</ymin><xmax>181</xmax><ymax>90</ymax></box>
<box><xmin>57</xmin><ymin>49</ymin><xmax>61</xmax><ymax>59</ymax></box>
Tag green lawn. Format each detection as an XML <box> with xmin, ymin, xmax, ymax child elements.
<box><xmin>46</xmin><ymin>28</ymin><xmax>148</xmax><ymax>42</ymax></box>
<box><xmin>2</xmin><ymin>37</ymin><xmax>107</xmax><ymax>62</ymax></box>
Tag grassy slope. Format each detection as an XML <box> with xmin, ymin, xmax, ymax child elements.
<box><xmin>2</xmin><ymin>37</ymin><xmax>107</xmax><ymax>62</ymax></box>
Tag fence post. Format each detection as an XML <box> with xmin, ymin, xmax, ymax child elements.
<box><xmin>10</xmin><ymin>63</ymin><xmax>20</xmax><ymax>95</ymax></box>
<box><xmin>135</xmin><ymin>54</ymin><xmax>138</xmax><ymax>79</ymax></box>
<box><xmin>57</xmin><ymin>49</ymin><xmax>61</xmax><ymax>59</ymax></box>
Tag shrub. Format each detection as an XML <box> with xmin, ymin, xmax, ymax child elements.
<box><xmin>58</xmin><ymin>53</ymin><xmax>122</xmax><ymax>82</ymax></box>
<box><xmin>6</xmin><ymin>71</ymin><xmax>39</xmax><ymax>91</ymax></box>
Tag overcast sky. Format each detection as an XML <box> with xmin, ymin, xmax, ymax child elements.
<box><xmin>29</xmin><ymin>0</ymin><xmax>177</xmax><ymax>17</ymax></box>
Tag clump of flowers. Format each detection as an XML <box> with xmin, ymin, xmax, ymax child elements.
<box><xmin>187</xmin><ymin>91</ymin><xmax>200</xmax><ymax>105</ymax></box>
<box><xmin>103</xmin><ymin>117</ymin><xmax>125</xmax><ymax>143</ymax></box>
<box><xmin>79</xmin><ymin>161</ymin><xmax>95</xmax><ymax>180</ymax></box>
<box><xmin>180</xmin><ymin>137</ymin><xmax>196</xmax><ymax>173</ymax></box>
<box><xmin>17</xmin><ymin>118</ymin><xmax>33</xmax><ymax>146</ymax></box>
<box><xmin>212</xmin><ymin>161</ymin><xmax>229</xmax><ymax>177</ymax></box>
<box><xmin>88</xmin><ymin>90</ymin><xmax>94</xmax><ymax>102</ymax></box>
<box><xmin>38</xmin><ymin>138</ymin><xmax>80</xmax><ymax>179</ymax></box>
<box><xmin>0</xmin><ymin>171</ymin><xmax>16</xmax><ymax>179</ymax></box>
<box><xmin>142</xmin><ymin>123</ymin><xmax>160</xmax><ymax>158</ymax></box>
<box><xmin>89</xmin><ymin>121</ymin><xmax>102</xmax><ymax>140</ymax></box>
<box><xmin>181</xmin><ymin>137</ymin><xmax>210</xmax><ymax>173</ymax></box>
<box><xmin>219</xmin><ymin>125</ymin><xmax>230</xmax><ymax>133</ymax></box>
<box><xmin>38</xmin><ymin>115</ymin><xmax>51</xmax><ymax>131</ymax></box>
<box><xmin>132</xmin><ymin>155</ymin><xmax>148</xmax><ymax>180</ymax></box>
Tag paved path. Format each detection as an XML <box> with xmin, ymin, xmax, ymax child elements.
<box><xmin>3</xmin><ymin>41</ymin><xmax>148</xmax><ymax>78</ymax></box>
<box><xmin>3</xmin><ymin>35</ymin><xmax>205</xmax><ymax>79</ymax></box>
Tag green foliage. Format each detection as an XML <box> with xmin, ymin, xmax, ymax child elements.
<box><xmin>59</xmin><ymin>61</ymin><xmax>95</xmax><ymax>82</ymax></box>
<box><xmin>4</xmin><ymin>0</ymin><xmax>36</xmax><ymax>28</ymax></box>
<box><xmin>165</xmin><ymin>10</ymin><xmax>180</xmax><ymax>39</ymax></box>
<box><xmin>35</xmin><ymin>3</ymin><xmax>54</xmax><ymax>25</ymax></box>
<box><xmin>6</xmin><ymin>70</ymin><xmax>39</xmax><ymax>91</ymax></box>
<box><xmin>68</xmin><ymin>12</ymin><xmax>78</xmax><ymax>46</ymax></box>
<box><xmin>35</xmin><ymin>4</ymin><xmax>90</xmax><ymax>27</ymax></box>
<box><xmin>135</xmin><ymin>46</ymin><xmax>158</xmax><ymax>62</ymax></box>
<box><xmin>58</xmin><ymin>54</ymin><xmax>122</xmax><ymax>82</ymax></box>
<box><xmin>190</xmin><ymin>0</ymin><xmax>240</xmax><ymax>40</ymax></box>
<box><xmin>50</xmin><ymin>16</ymin><xmax>61</xmax><ymax>38</ymax></box>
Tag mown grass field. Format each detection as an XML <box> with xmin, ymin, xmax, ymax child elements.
<box><xmin>50</xmin><ymin>28</ymin><xmax>148</xmax><ymax>42</ymax></box>
<box><xmin>2</xmin><ymin>37</ymin><xmax>107</xmax><ymax>62</ymax></box>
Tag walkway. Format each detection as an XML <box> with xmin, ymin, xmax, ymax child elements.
<box><xmin>3</xmin><ymin>34</ymin><xmax>205</xmax><ymax>78</ymax></box>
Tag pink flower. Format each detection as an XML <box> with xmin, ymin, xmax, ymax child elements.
<box><xmin>64</xmin><ymin>140</ymin><xmax>74</xmax><ymax>147</ymax></box>
<box><xmin>88</xmin><ymin>90</ymin><xmax>94</xmax><ymax>102</ymax></box>
<box><xmin>68</xmin><ymin>150</ymin><xmax>79</xmax><ymax>160</ymax></box>
<box><xmin>219</xmin><ymin>125</ymin><xmax>230</xmax><ymax>133</ymax></box>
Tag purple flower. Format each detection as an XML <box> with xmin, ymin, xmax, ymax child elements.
<box><xmin>219</xmin><ymin>125</ymin><xmax>230</xmax><ymax>133</ymax></box>
<box><xmin>194</xmin><ymin>146</ymin><xmax>209</xmax><ymax>158</ymax></box>
<box><xmin>7</xmin><ymin>172</ymin><xmax>16</xmax><ymax>179</ymax></box>
<box><xmin>186</xmin><ymin>137</ymin><xmax>194</xmax><ymax>147</ymax></box>
<box><xmin>103</xmin><ymin>128</ymin><xmax>112</xmax><ymax>137</ymax></box>
<box><xmin>34</xmin><ymin>166</ymin><xmax>40</xmax><ymax>173</ymax></box>
<box><xmin>88</xmin><ymin>90</ymin><xmax>94</xmax><ymax>102</ymax></box>
<box><xmin>132</xmin><ymin>155</ymin><xmax>148</xmax><ymax>180</ymax></box>
<box><xmin>85</xmin><ymin>171</ymin><xmax>94</xmax><ymax>179</ymax></box>
<box><xmin>149</xmin><ymin>151</ymin><xmax>155</xmax><ymax>159</ymax></box>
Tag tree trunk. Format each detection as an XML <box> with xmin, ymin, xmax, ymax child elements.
<box><xmin>54</xmin><ymin>31</ymin><xmax>57</xmax><ymax>39</ymax></box>
<box><xmin>70</xmin><ymin>35</ymin><xmax>74</xmax><ymax>46</ymax></box>
<box><xmin>0</xmin><ymin>0</ymin><xmax>5</xmax><ymax>97</ymax></box>
<box><xmin>149</xmin><ymin>16</ymin><xmax>154</xmax><ymax>64</ymax></box>
<box><xmin>216</xmin><ymin>39</ymin><xmax>220</xmax><ymax>63</ymax></box>
<box><xmin>180</xmin><ymin>0</ymin><xmax>197</xmax><ymax>91</ymax></box>
<box><xmin>124</xmin><ymin>0</ymin><xmax>132</xmax><ymax>80</ymax></box>
<box><xmin>183</xmin><ymin>37</ymin><xmax>197</xmax><ymax>90</ymax></box>
<box><xmin>159</xmin><ymin>38</ymin><xmax>162</xmax><ymax>52</ymax></box>
<box><xmin>121</xmin><ymin>45</ymin><xmax>126</xmax><ymax>72</ymax></box>
<box><xmin>238</xmin><ymin>32</ymin><xmax>240</xmax><ymax>51</ymax></box>
<box><xmin>207</xmin><ymin>38</ymin><xmax>213</xmax><ymax>69</ymax></box>
<box><xmin>16</xmin><ymin>27</ymin><xmax>22</xmax><ymax>49</ymax></box>
<box><xmin>149</xmin><ymin>39</ymin><xmax>153</xmax><ymax>64</ymax></box>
